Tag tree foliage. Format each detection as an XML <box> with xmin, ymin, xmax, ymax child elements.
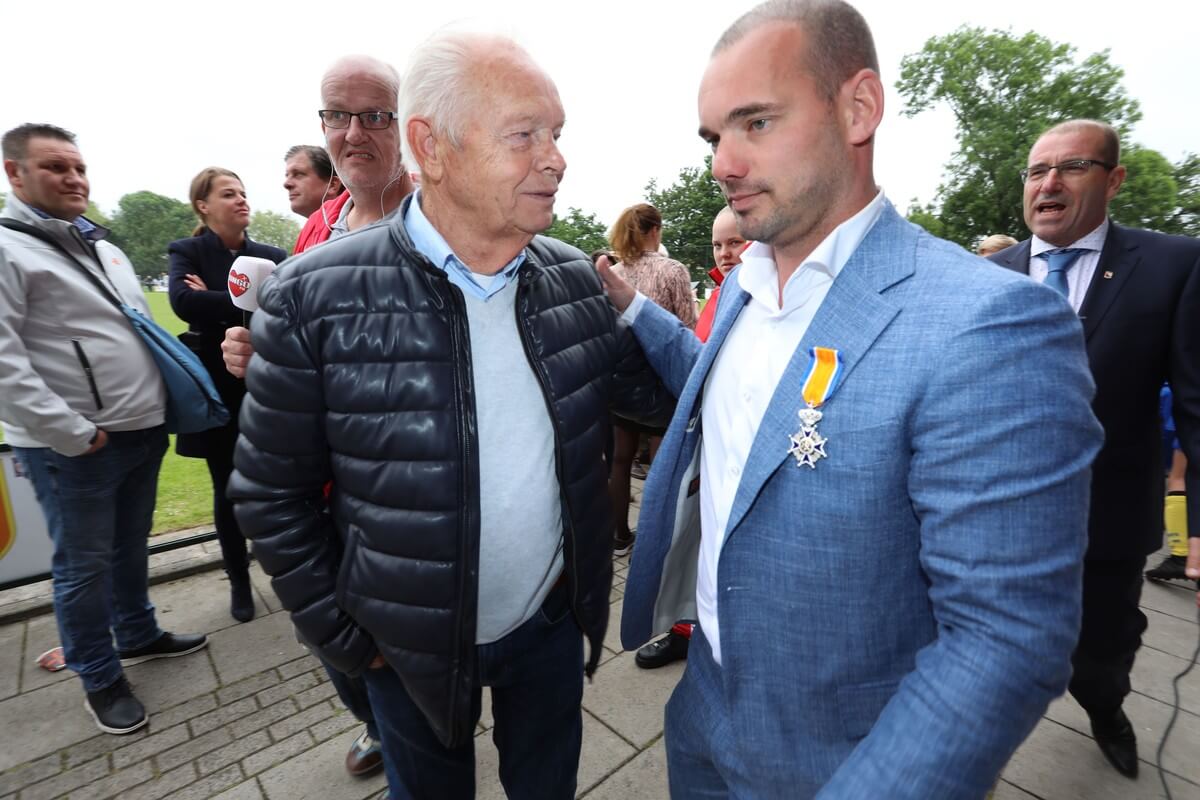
<box><xmin>108</xmin><ymin>191</ymin><xmax>195</xmax><ymax>279</ymax></box>
<box><xmin>249</xmin><ymin>210</ymin><xmax>301</xmax><ymax>255</ymax></box>
<box><xmin>1164</xmin><ymin>153</ymin><xmax>1200</xmax><ymax>236</ymax></box>
<box><xmin>84</xmin><ymin>200</ymin><xmax>110</xmax><ymax>227</ymax></box>
<box><xmin>897</xmin><ymin>28</ymin><xmax>1142</xmax><ymax>246</ymax></box>
<box><xmin>544</xmin><ymin>207</ymin><xmax>608</xmax><ymax>255</ymax></box>
<box><xmin>645</xmin><ymin>156</ymin><xmax>727</xmax><ymax>282</ymax></box>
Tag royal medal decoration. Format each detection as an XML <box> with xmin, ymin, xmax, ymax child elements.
<box><xmin>788</xmin><ymin>347</ymin><xmax>843</xmax><ymax>468</ymax></box>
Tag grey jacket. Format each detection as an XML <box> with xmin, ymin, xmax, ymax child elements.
<box><xmin>0</xmin><ymin>193</ymin><xmax>165</xmax><ymax>454</ymax></box>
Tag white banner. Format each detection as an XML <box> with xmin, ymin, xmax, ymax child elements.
<box><xmin>0</xmin><ymin>448</ymin><xmax>54</xmax><ymax>585</ymax></box>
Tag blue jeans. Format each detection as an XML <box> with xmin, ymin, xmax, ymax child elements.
<box><xmin>15</xmin><ymin>427</ymin><xmax>168</xmax><ymax>693</ymax></box>
<box><xmin>323</xmin><ymin>659</ymin><xmax>378</xmax><ymax>740</ymax></box>
<box><xmin>362</xmin><ymin>581</ymin><xmax>583</xmax><ymax>800</ymax></box>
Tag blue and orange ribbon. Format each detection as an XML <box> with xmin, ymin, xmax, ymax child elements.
<box><xmin>800</xmin><ymin>347</ymin><xmax>843</xmax><ymax>408</ymax></box>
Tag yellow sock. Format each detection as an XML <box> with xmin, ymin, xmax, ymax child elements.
<box><xmin>1165</xmin><ymin>493</ymin><xmax>1188</xmax><ymax>557</ymax></box>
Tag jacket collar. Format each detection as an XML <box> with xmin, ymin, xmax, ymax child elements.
<box><xmin>704</xmin><ymin>201</ymin><xmax>915</xmax><ymax>539</ymax></box>
<box><xmin>391</xmin><ymin>192</ymin><xmax>550</xmax><ymax>284</ymax></box>
<box><xmin>989</xmin><ymin>221</ymin><xmax>1138</xmax><ymax>341</ymax></box>
<box><xmin>2</xmin><ymin>192</ymin><xmax>111</xmax><ymax>243</ymax></box>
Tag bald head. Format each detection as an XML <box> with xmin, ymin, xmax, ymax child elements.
<box><xmin>1037</xmin><ymin>119</ymin><xmax>1121</xmax><ymax>166</ymax></box>
<box><xmin>715</xmin><ymin>0</ymin><xmax>878</xmax><ymax>102</ymax></box>
<box><xmin>712</xmin><ymin>205</ymin><xmax>748</xmax><ymax>274</ymax></box>
<box><xmin>321</xmin><ymin>55</ymin><xmax>401</xmax><ymax>105</ymax></box>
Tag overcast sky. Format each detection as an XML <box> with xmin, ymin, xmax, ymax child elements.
<box><xmin>2</xmin><ymin>0</ymin><xmax>1194</xmax><ymax>233</ymax></box>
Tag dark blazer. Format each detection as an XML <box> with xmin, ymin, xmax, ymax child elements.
<box><xmin>167</xmin><ymin>230</ymin><xmax>286</xmax><ymax>457</ymax></box>
<box><xmin>990</xmin><ymin>222</ymin><xmax>1200</xmax><ymax>560</ymax></box>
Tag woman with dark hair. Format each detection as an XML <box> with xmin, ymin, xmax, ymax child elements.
<box><xmin>167</xmin><ymin>168</ymin><xmax>286</xmax><ymax>621</ymax></box>
<box><xmin>606</xmin><ymin>203</ymin><xmax>697</xmax><ymax>555</ymax></box>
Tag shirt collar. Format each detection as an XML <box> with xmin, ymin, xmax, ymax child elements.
<box><xmin>330</xmin><ymin>197</ymin><xmax>355</xmax><ymax>238</ymax></box>
<box><xmin>1031</xmin><ymin>219</ymin><xmax>1109</xmax><ymax>257</ymax></box>
<box><xmin>28</xmin><ymin>205</ymin><xmax>101</xmax><ymax>240</ymax></box>
<box><xmin>737</xmin><ymin>188</ymin><xmax>887</xmax><ymax>312</ymax></box>
<box><xmin>404</xmin><ymin>190</ymin><xmax>526</xmax><ymax>301</ymax></box>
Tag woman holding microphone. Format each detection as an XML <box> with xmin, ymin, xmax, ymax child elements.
<box><xmin>168</xmin><ymin>167</ymin><xmax>285</xmax><ymax>622</ymax></box>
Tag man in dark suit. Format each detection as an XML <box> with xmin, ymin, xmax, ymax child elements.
<box><xmin>989</xmin><ymin>118</ymin><xmax>1200</xmax><ymax>779</ymax></box>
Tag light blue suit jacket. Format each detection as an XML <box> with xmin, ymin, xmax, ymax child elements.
<box><xmin>621</xmin><ymin>204</ymin><xmax>1104</xmax><ymax>798</ymax></box>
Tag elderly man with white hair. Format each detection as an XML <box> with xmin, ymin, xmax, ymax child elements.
<box><xmin>228</xmin><ymin>32</ymin><xmax>667</xmax><ymax>800</ymax></box>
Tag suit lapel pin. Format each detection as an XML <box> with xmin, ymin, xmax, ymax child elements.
<box><xmin>788</xmin><ymin>347</ymin><xmax>843</xmax><ymax>469</ymax></box>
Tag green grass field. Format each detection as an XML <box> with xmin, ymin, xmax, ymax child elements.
<box><xmin>143</xmin><ymin>291</ymin><xmax>214</xmax><ymax>534</ymax></box>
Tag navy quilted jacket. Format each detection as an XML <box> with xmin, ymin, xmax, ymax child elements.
<box><xmin>229</xmin><ymin>199</ymin><xmax>668</xmax><ymax>747</ymax></box>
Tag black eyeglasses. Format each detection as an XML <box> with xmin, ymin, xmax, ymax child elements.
<box><xmin>1020</xmin><ymin>159</ymin><xmax>1115</xmax><ymax>183</ymax></box>
<box><xmin>318</xmin><ymin>110</ymin><xmax>398</xmax><ymax>130</ymax></box>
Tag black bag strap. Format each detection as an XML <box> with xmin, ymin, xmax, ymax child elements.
<box><xmin>0</xmin><ymin>218</ymin><xmax>125</xmax><ymax>310</ymax></box>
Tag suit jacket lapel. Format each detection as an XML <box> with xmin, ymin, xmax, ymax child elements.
<box><xmin>1078</xmin><ymin>224</ymin><xmax>1140</xmax><ymax>341</ymax></box>
<box><xmin>992</xmin><ymin>240</ymin><xmax>1032</xmax><ymax>276</ymax></box>
<box><xmin>674</xmin><ymin>272</ymin><xmax>751</xmax><ymax>416</ymax></box>
<box><xmin>722</xmin><ymin>205</ymin><xmax>913</xmax><ymax>540</ymax></box>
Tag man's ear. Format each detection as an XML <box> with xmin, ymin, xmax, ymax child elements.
<box><xmin>406</xmin><ymin>117</ymin><xmax>443</xmax><ymax>183</ymax></box>
<box><xmin>840</xmin><ymin>68</ymin><xmax>884</xmax><ymax>147</ymax></box>
<box><xmin>1105</xmin><ymin>164</ymin><xmax>1127</xmax><ymax>203</ymax></box>
<box><xmin>3</xmin><ymin>158</ymin><xmax>22</xmax><ymax>188</ymax></box>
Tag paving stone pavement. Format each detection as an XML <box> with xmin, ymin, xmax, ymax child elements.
<box><xmin>1</xmin><ymin>483</ymin><xmax>1198</xmax><ymax>798</ymax></box>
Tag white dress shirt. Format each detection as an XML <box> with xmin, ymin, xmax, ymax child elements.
<box><xmin>622</xmin><ymin>191</ymin><xmax>887</xmax><ymax>664</ymax></box>
<box><xmin>1028</xmin><ymin>220</ymin><xmax>1108</xmax><ymax>314</ymax></box>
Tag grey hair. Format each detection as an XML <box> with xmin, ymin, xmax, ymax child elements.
<box><xmin>321</xmin><ymin>55</ymin><xmax>401</xmax><ymax>107</ymax></box>
<box><xmin>399</xmin><ymin>31</ymin><xmax>523</xmax><ymax>167</ymax></box>
<box><xmin>714</xmin><ymin>0</ymin><xmax>878</xmax><ymax>102</ymax></box>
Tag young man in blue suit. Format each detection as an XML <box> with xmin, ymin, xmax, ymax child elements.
<box><xmin>988</xmin><ymin>119</ymin><xmax>1200</xmax><ymax>779</ymax></box>
<box><xmin>601</xmin><ymin>1</ymin><xmax>1105</xmax><ymax>796</ymax></box>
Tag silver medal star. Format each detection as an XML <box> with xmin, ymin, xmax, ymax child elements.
<box><xmin>788</xmin><ymin>426</ymin><xmax>828</xmax><ymax>468</ymax></box>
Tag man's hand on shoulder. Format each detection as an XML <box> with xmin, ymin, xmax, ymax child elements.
<box><xmin>222</xmin><ymin>326</ymin><xmax>254</xmax><ymax>378</ymax></box>
<box><xmin>596</xmin><ymin>255</ymin><xmax>636</xmax><ymax>312</ymax></box>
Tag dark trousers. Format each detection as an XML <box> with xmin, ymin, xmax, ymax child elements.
<box><xmin>324</xmin><ymin>660</ymin><xmax>378</xmax><ymax>740</ymax></box>
<box><xmin>361</xmin><ymin>582</ymin><xmax>583</xmax><ymax>800</ymax></box>
<box><xmin>1069</xmin><ymin>556</ymin><xmax>1148</xmax><ymax>717</ymax></box>
<box><xmin>205</xmin><ymin>442</ymin><xmax>248</xmax><ymax>577</ymax></box>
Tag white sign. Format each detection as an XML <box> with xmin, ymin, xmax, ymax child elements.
<box><xmin>0</xmin><ymin>449</ymin><xmax>54</xmax><ymax>586</ymax></box>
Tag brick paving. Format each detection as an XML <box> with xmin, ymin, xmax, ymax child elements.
<box><xmin>1</xmin><ymin>487</ymin><xmax>1198</xmax><ymax>799</ymax></box>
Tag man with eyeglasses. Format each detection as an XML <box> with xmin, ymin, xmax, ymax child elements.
<box><xmin>989</xmin><ymin>118</ymin><xmax>1200</xmax><ymax>780</ymax></box>
<box><xmin>225</xmin><ymin>55</ymin><xmax>415</xmax><ymax>786</ymax></box>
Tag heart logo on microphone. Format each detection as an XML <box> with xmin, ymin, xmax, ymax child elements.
<box><xmin>228</xmin><ymin>271</ymin><xmax>251</xmax><ymax>297</ymax></box>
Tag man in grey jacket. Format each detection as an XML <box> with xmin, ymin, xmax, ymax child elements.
<box><xmin>0</xmin><ymin>123</ymin><xmax>207</xmax><ymax>736</ymax></box>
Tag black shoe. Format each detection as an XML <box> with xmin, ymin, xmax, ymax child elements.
<box><xmin>1089</xmin><ymin>708</ymin><xmax>1139</xmax><ymax>778</ymax></box>
<box><xmin>229</xmin><ymin>574</ymin><xmax>255</xmax><ymax>623</ymax></box>
<box><xmin>84</xmin><ymin>677</ymin><xmax>147</xmax><ymax>734</ymax></box>
<box><xmin>614</xmin><ymin>529</ymin><xmax>636</xmax><ymax>557</ymax></box>
<box><xmin>1145</xmin><ymin>554</ymin><xmax>1188</xmax><ymax>582</ymax></box>
<box><xmin>635</xmin><ymin>630</ymin><xmax>689</xmax><ymax>669</ymax></box>
<box><xmin>631</xmin><ymin>460</ymin><xmax>649</xmax><ymax>481</ymax></box>
<box><xmin>119</xmin><ymin>632</ymin><xmax>209</xmax><ymax>666</ymax></box>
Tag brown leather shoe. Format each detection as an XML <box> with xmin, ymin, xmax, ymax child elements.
<box><xmin>345</xmin><ymin>728</ymin><xmax>383</xmax><ymax>777</ymax></box>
